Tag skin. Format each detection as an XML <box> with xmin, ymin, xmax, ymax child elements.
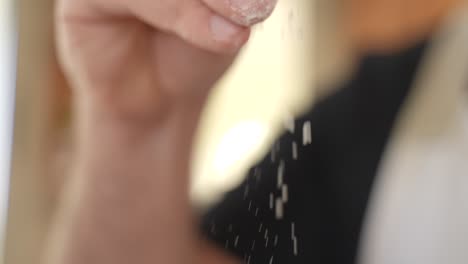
<box><xmin>47</xmin><ymin>0</ymin><xmax>464</xmax><ymax>263</ymax></box>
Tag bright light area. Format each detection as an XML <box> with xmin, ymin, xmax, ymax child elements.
<box><xmin>212</xmin><ymin>120</ymin><xmax>268</xmax><ymax>185</ymax></box>
<box><xmin>0</xmin><ymin>0</ymin><xmax>16</xmax><ymax>258</ymax></box>
<box><xmin>191</xmin><ymin>120</ymin><xmax>272</xmax><ymax>206</ymax></box>
<box><xmin>191</xmin><ymin>0</ymin><xmax>314</xmax><ymax>207</ymax></box>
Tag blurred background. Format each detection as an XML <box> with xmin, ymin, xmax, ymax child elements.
<box><xmin>0</xmin><ymin>0</ymin><xmax>352</xmax><ymax>263</ymax></box>
<box><xmin>0</xmin><ymin>0</ymin><xmax>16</xmax><ymax>261</ymax></box>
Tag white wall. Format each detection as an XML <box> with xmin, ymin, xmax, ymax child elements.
<box><xmin>0</xmin><ymin>0</ymin><xmax>17</xmax><ymax>260</ymax></box>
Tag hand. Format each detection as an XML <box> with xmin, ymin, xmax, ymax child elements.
<box><xmin>50</xmin><ymin>2</ymin><xmax>278</xmax><ymax>263</ymax></box>
<box><xmin>56</xmin><ymin>0</ymin><xmax>278</xmax><ymax>121</ymax></box>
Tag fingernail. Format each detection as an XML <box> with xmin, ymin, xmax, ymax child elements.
<box><xmin>229</xmin><ymin>0</ymin><xmax>278</xmax><ymax>25</ymax></box>
<box><xmin>210</xmin><ymin>15</ymin><xmax>242</xmax><ymax>43</ymax></box>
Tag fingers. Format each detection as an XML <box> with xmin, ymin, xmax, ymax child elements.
<box><xmin>201</xmin><ymin>0</ymin><xmax>278</xmax><ymax>26</ymax></box>
<box><xmin>59</xmin><ymin>0</ymin><xmax>276</xmax><ymax>54</ymax></box>
<box><xmin>124</xmin><ymin>0</ymin><xmax>251</xmax><ymax>54</ymax></box>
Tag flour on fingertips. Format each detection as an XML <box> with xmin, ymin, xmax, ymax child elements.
<box><xmin>229</xmin><ymin>0</ymin><xmax>278</xmax><ymax>25</ymax></box>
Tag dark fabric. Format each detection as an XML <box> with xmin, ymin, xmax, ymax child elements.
<box><xmin>201</xmin><ymin>41</ymin><xmax>428</xmax><ymax>264</ymax></box>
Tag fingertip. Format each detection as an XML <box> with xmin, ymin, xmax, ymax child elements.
<box><xmin>174</xmin><ymin>1</ymin><xmax>251</xmax><ymax>55</ymax></box>
<box><xmin>228</xmin><ymin>0</ymin><xmax>278</xmax><ymax>26</ymax></box>
<box><xmin>210</xmin><ymin>15</ymin><xmax>242</xmax><ymax>42</ymax></box>
<box><xmin>210</xmin><ymin>15</ymin><xmax>250</xmax><ymax>53</ymax></box>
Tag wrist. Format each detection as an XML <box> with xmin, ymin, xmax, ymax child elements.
<box><xmin>73</xmin><ymin>95</ymin><xmax>206</xmax><ymax>177</ymax></box>
<box><xmin>76</xmin><ymin>92</ymin><xmax>205</xmax><ymax>139</ymax></box>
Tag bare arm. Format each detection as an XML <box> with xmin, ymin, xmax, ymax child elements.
<box><xmin>47</xmin><ymin>100</ymin><xmax>238</xmax><ymax>264</ymax></box>
<box><xmin>46</xmin><ymin>0</ymin><xmax>277</xmax><ymax>263</ymax></box>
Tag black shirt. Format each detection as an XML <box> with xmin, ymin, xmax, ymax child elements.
<box><xmin>201</xmin><ymin>41</ymin><xmax>428</xmax><ymax>264</ymax></box>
